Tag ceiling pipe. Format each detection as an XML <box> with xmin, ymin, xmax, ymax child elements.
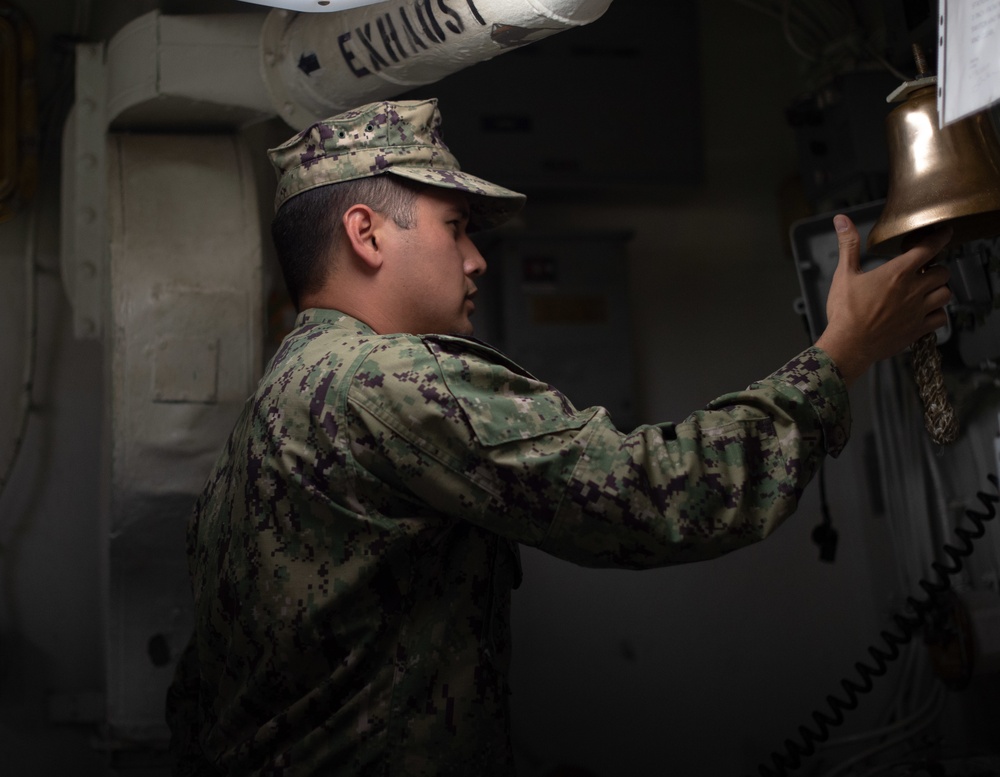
<box><xmin>239</xmin><ymin>0</ymin><xmax>391</xmax><ymax>12</ymax></box>
<box><xmin>261</xmin><ymin>0</ymin><xmax>615</xmax><ymax>128</ymax></box>
<box><xmin>97</xmin><ymin>0</ymin><xmax>615</xmax><ymax>131</ymax></box>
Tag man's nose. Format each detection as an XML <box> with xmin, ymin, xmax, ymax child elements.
<box><xmin>464</xmin><ymin>240</ymin><xmax>487</xmax><ymax>277</ymax></box>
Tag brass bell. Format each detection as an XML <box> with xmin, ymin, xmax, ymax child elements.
<box><xmin>867</xmin><ymin>62</ymin><xmax>1000</xmax><ymax>256</ymax></box>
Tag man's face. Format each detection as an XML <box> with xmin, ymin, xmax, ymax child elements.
<box><xmin>386</xmin><ymin>187</ymin><xmax>487</xmax><ymax>337</ymax></box>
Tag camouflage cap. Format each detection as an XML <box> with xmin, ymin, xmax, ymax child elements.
<box><xmin>267</xmin><ymin>98</ymin><xmax>526</xmax><ymax>231</ymax></box>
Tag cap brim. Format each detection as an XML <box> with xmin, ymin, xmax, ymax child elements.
<box><xmin>386</xmin><ymin>167</ymin><xmax>526</xmax><ymax>232</ymax></box>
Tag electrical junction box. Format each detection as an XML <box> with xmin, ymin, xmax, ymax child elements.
<box><xmin>790</xmin><ymin>200</ymin><xmax>890</xmax><ymax>343</ymax></box>
<box><xmin>791</xmin><ymin>200</ymin><xmax>1000</xmax><ymax>370</ymax></box>
<box><xmin>948</xmin><ymin>237</ymin><xmax>1000</xmax><ymax>370</ymax></box>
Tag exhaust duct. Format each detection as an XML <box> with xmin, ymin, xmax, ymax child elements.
<box><xmin>94</xmin><ymin>0</ymin><xmax>614</xmax><ymax>131</ymax></box>
<box><xmin>262</xmin><ymin>0</ymin><xmax>615</xmax><ymax>128</ymax></box>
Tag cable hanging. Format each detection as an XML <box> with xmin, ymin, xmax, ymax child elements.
<box><xmin>748</xmin><ymin>473</ymin><xmax>1000</xmax><ymax>777</ymax></box>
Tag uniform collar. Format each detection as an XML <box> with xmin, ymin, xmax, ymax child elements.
<box><xmin>294</xmin><ymin>308</ymin><xmax>378</xmax><ymax>336</ymax></box>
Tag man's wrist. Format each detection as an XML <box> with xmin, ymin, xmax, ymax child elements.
<box><xmin>814</xmin><ymin>331</ymin><xmax>869</xmax><ymax>388</ymax></box>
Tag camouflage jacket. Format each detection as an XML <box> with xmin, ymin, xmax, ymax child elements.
<box><xmin>167</xmin><ymin>308</ymin><xmax>850</xmax><ymax>776</ymax></box>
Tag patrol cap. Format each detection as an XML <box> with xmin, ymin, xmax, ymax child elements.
<box><xmin>267</xmin><ymin>98</ymin><xmax>526</xmax><ymax>231</ymax></box>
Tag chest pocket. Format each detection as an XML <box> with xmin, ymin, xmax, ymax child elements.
<box><xmin>424</xmin><ymin>335</ymin><xmax>599</xmax><ymax>447</ymax></box>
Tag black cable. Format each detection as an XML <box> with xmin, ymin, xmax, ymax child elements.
<box><xmin>749</xmin><ymin>473</ymin><xmax>1000</xmax><ymax>777</ymax></box>
<box><xmin>811</xmin><ymin>462</ymin><xmax>839</xmax><ymax>562</ymax></box>
<box><xmin>796</xmin><ymin>305</ymin><xmax>840</xmax><ymax>563</ymax></box>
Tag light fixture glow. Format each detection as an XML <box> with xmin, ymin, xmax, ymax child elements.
<box><xmin>237</xmin><ymin>0</ymin><xmax>390</xmax><ymax>12</ymax></box>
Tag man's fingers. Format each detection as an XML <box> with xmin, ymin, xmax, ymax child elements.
<box><xmin>833</xmin><ymin>214</ymin><xmax>861</xmax><ymax>274</ymax></box>
<box><xmin>898</xmin><ymin>225</ymin><xmax>953</xmax><ymax>269</ymax></box>
<box><xmin>925</xmin><ymin>284</ymin><xmax>954</xmax><ymax>310</ymax></box>
<box><xmin>919</xmin><ymin>263</ymin><xmax>951</xmax><ymax>289</ymax></box>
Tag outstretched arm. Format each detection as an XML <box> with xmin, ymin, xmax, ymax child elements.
<box><xmin>816</xmin><ymin>214</ymin><xmax>953</xmax><ymax>387</ymax></box>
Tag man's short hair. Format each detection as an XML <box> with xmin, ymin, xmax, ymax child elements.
<box><xmin>271</xmin><ymin>176</ymin><xmax>421</xmax><ymax>310</ymax></box>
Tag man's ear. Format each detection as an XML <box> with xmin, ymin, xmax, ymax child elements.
<box><xmin>343</xmin><ymin>204</ymin><xmax>384</xmax><ymax>269</ymax></box>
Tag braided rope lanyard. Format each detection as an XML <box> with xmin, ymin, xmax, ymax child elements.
<box><xmin>911</xmin><ymin>331</ymin><xmax>959</xmax><ymax>444</ymax></box>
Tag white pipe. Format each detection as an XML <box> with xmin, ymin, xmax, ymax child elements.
<box><xmin>104</xmin><ymin>12</ymin><xmax>275</xmax><ymax>127</ymax></box>
<box><xmin>240</xmin><ymin>0</ymin><xmax>392</xmax><ymax>12</ymax></box>
<box><xmin>260</xmin><ymin>0</ymin><xmax>615</xmax><ymax>129</ymax></box>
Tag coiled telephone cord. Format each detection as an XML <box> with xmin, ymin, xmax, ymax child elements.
<box><xmin>750</xmin><ymin>473</ymin><xmax>999</xmax><ymax>777</ymax></box>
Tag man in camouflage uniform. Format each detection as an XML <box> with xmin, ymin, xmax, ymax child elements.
<box><xmin>166</xmin><ymin>98</ymin><xmax>952</xmax><ymax>776</ymax></box>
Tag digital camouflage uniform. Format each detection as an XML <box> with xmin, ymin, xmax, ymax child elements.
<box><xmin>166</xmin><ymin>99</ymin><xmax>852</xmax><ymax>775</ymax></box>
<box><xmin>167</xmin><ymin>309</ymin><xmax>850</xmax><ymax>776</ymax></box>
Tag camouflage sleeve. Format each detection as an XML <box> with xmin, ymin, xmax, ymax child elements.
<box><xmin>347</xmin><ymin>339</ymin><xmax>850</xmax><ymax>569</ymax></box>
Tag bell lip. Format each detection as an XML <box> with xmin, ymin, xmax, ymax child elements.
<box><xmin>866</xmin><ymin>208</ymin><xmax>1000</xmax><ymax>256</ymax></box>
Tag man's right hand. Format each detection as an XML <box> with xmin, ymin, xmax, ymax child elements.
<box><xmin>815</xmin><ymin>214</ymin><xmax>953</xmax><ymax>387</ymax></box>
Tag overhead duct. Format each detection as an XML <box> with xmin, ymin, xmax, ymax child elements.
<box><xmin>93</xmin><ymin>0</ymin><xmax>614</xmax><ymax>131</ymax></box>
<box><xmin>260</xmin><ymin>0</ymin><xmax>615</xmax><ymax>128</ymax></box>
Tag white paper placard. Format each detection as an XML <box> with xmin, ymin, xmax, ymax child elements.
<box><xmin>939</xmin><ymin>0</ymin><xmax>1000</xmax><ymax>127</ymax></box>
